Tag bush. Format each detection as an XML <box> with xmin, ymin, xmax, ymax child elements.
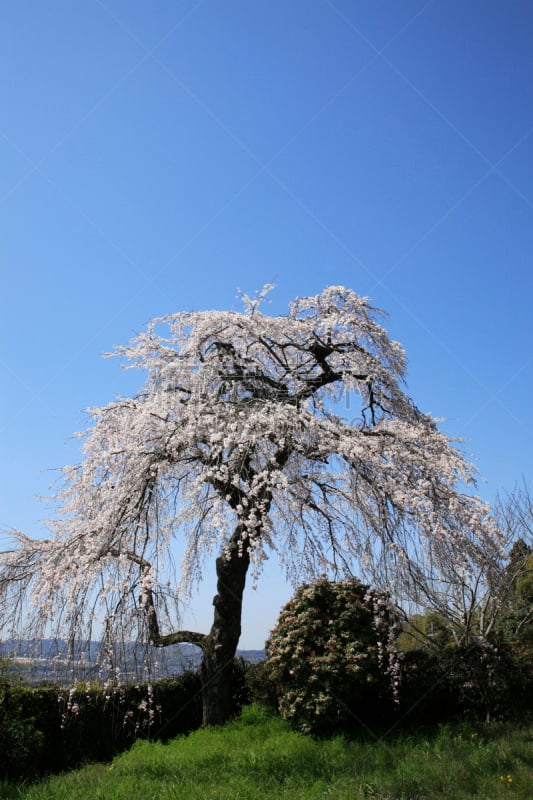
<box><xmin>443</xmin><ymin>640</ymin><xmax>533</xmax><ymax>721</ymax></box>
<box><xmin>0</xmin><ymin>656</ymin><xmax>260</xmax><ymax>782</ymax></box>
<box><xmin>244</xmin><ymin>659</ymin><xmax>278</xmax><ymax>711</ymax></box>
<box><xmin>0</xmin><ymin>671</ymin><xmax>203</xmax><ymax>781</ymax></box>
<box><xmin>396</xmin><ymin>637</ymin><xmax>533</xmax><ymax>726</ymax></box>
<box><xmin>265</xmin><ymin>578</ymin><xmax>401</xmax><ymax>734</ymax></box>
<box><xmin>395</xmin><ymin>648</ymin><xmax>455</xmax><ymax>725</ymax></box>
<box><xmin>0</xmin><ymin>671</ymin><xmax>45</xmax><ymax>781</ymax></box>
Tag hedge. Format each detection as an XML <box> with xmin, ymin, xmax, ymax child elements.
<box><xmin>0</xmin><ymin>671</ymin><xmax>203</xmax><ymax>781</ymax></box>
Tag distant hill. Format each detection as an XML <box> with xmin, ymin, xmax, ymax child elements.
<box><xmin>235</xmin><ymin>649</ymin><xmax>265</xmax><ymax>663</ymax></box>
<box><xmin>0</xmin><ymin>639</ymin><xmax>264</xmax><ymax>685</ymax></box>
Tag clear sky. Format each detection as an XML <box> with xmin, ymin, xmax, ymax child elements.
<box><xmin>1</xmin><ymin>0</ymin><xmax>532</xmax><ymax>649</ymax></box>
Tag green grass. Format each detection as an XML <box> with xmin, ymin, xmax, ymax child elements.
<box><xmin>4</xmin><ymin>705</ymin><xmax>533</xmax><ymax>799</ymax></box>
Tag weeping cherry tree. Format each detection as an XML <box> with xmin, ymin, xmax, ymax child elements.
<box><xmin>0</xmin><ymin>286</ymin><xmax>501</xmax><ymax>725</ymax></box>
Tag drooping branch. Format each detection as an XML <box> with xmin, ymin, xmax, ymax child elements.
<box><xmin>0</xmin><ymin>286</ymin><xmax>506</xmax><ymax>722</ymax></box>
<box><xmin>107</xmin><ymin>546</ymin><xmax>208</xmax><ymax>651</ymax></box>
<box><xmin>144</xmin><ymin>590</ymin><xmax>207</xmax><ymax>651</ymax></box>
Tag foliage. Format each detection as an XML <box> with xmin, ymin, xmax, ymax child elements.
<box><xmin>396</xmin><ymin>611</ymin><xmax>455</xmax><ymax>653</ymax></box>
<box><xmin>0</xmin><ymin>671</ymin><xmax>45</xmax><ymax>783</ymax></box>
<box><xmin>395</xmin><ymin>482</ymin><xmax>533</xmax><ymax>720</ymax></box>
<box><xmin>0</xmin><ymin>672</ymin><xmax>203</xmax><ymax>782</ymax></box>
<box><xmin>494</xmin><ymin>538</ymin><xmax>533</xmax><ymax>655</ymax></box>
<box><xmin>244</xmin><ymin>659</ymin><xmax>280</xmax><ymax>711</ymax></box>
<box><xmin>395</xmin><ymin>632</ymin><xmax>533</xmax><ymax>725</ymax></box>
<box><xmin>265</xmin><ymin>578</ymin><xmax>401</xmax><ymax>734</ymax></box>
<box><xmin>7</xmin><ymin>705</ymin><xmax>533</xmax><ymax>800</ymax></box>
<box><xmin>470</xmin><ymin>481</ymin><xmax>533</xmax><ymax>647</ymax></box>
<box><xmin>0</xmin><ymin>286</ymin><xmax>501</xmax><ymax>723</ymax></box>
<box><xmin>441</xmin><ymin>640</ymin><xmax>533</xmax><ymax>721</ymax></box>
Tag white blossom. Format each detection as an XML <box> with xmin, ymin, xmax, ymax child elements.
<box><xmin>0</xmin><ymin>286</ymin><xmax>501</xmax><ymax>674</ymax></box>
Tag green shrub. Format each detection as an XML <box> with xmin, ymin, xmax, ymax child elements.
<box><xmin>443</xmin><ymin>640</ymin><xmax>533</xmax><ymax>721</ymax></box>
<box><xmin>397</xmin><ymin>638</ymin><xmax>533</xmax><ymax>725</ymax></box>
<box><xmin>0</xmin><ymin>671</ymin><xmax>203</xmax><ymax>781</ymax></box>
<box><xmin>0</xmin><ymin>655</ymin><xmax>257</xmax><ymax>781</ymax></box>
<box><xmin>244</xmin><ymin>659</ymin><xmax>278</xmax><ymax>711</ymax></box>
<box><xmin>0</xmin><ymin>676</ymin><xmax>45</xmax><ymax>781</ymax></box>
<box><xmin>265</xmin><ymin>578</ymin><xmax>402</xmax><ymax>734</ymax></box>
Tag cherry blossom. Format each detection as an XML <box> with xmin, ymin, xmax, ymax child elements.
<box><xmin>0</xmin><ymin>286</ymin><xmax>501</xmax><ymax>724</ymax></box>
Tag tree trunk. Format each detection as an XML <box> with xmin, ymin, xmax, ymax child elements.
<box><xmin>144</xmin><ymin>523</ymin><xmax>252</xmax><ymax>726</ymax></box>
<box><xmin>200</xmin><ymin>526</ymin><xmax>250</xmax><ymax>726</ymax></box>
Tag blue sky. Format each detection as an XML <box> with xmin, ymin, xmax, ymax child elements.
<box><xmin>1</xmin><ymin>0</ymin><xmax>532</xmax><ymax>648</ymax></box>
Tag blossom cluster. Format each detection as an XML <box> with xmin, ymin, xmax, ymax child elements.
<box><xmin>0</xmin><ymin>285</ymin><xmax>502</xmax><ymax>675</ymax></box>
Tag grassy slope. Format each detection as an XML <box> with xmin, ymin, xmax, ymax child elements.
<box><xmin>6</xmin><ymin>706</ymin><xmax>533</xmax><ymax>800</ymax></box>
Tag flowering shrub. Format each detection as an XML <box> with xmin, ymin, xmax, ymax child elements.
<box><xmin>266</xmin><ymin>578</ymin><xmax>401</xmax><ymax>734</ymax></box>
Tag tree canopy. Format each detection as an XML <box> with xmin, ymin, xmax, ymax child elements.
<box><xmin>0</xmin><ymin>286</ymin><xmax>501</xmax><ymax>723</ymax></box>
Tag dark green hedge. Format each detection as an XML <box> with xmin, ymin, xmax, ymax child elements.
<box><xmin>0</xmin><ymin>671</ymin><xmax>202</xmax><ymax>781</ymax></box>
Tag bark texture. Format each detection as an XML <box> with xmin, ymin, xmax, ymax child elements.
<box><xmin>200</xmin><ymin>527</ymin><xmax>250</xmax><ymax>725</ymax></box>
<box><xmin>146</xmin><ymin>524</ymin><xmax>250</xmax><ymax>726</ymax></box>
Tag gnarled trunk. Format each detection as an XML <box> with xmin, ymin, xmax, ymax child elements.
<box><xmin>145</xmin><ymin>523</ymin><xmax>251</xmax><ymax>726</ymax></box>
<box><xmin>200</xmin><ymin>527</ymin><xmax>250</xmax><ymax>726</ymax></box>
